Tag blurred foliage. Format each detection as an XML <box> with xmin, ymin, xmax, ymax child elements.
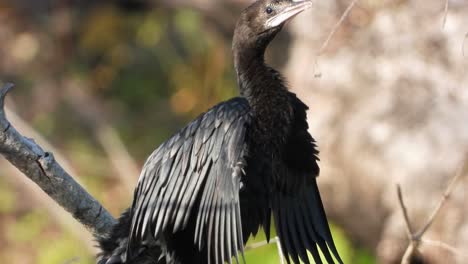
<box><xmin>0</xmin><ymin>1</ymin><xmax>375</xmax><ymax>263</ymax></box>
<box><xmin>37</xmin><ymin>234</ymin><xmax>94</xmax><ymax>264</ymax></box>
<box><xmin>0</xmin><ymin>180</ymin><xmax>16</xmax><ymax>213</ymax></box>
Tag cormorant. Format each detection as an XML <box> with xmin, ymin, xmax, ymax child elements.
<box><xmin>98</xmin><ymin>0</ymin><xmax>343</xmax><ymax>263</ymax></box>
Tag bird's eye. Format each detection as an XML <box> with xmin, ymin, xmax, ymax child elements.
<box><xmin>266</xmin><ymin>7</ymin><xmax>273</xmax><ymax>14</ymax></box>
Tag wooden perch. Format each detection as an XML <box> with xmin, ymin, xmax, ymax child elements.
<box><xmin>0</xmin><ymin>83</ymin><xmax>116</xmax><ymax>239</ymax></box>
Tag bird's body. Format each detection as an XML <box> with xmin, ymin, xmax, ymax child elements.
<box><xmin>98</xmin><ymin>1</ymin><xmax>342</xmax><ymax>264</ymax></box>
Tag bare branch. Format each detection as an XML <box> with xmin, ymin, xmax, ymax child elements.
<box><xmin>442</xmin><ymin>0</ymin><xmax>449</xmax><ymax>29</ymax></box>
<box><xmin>0</xmin><ymin>84</ymin><xmax>116</xmax><ymax>239</ymax></box>
<box><xmin>1</xmin><ymin>161</ymin><xmax>97</xmax><ymax>253</ymax></box>
<box><xmin>398</xmin><ymin>155</ymin><xmax>467</xmax><ymax>264</ymax></box>
<box><xmin>243</xmin><ymin>236</ymin><xmax>285</xmax><ymax>263</ymax></box>
<box><xmin>463</xmin><ymin>32</ymin><xmax>467</xmax><ymax>57</ymax></box>
<box><xmin>396</xmin><ymin>184</ymin><xmax>414</xmax><ymax>239</ymax></box>
<box><xmin>415</xmin><ymin>160</ymin><xmax>467</xmax><ymax>238</ymax></box>
<box><xmin>0</xmin><ymin>83</ymin><xmax>14</xmax><ymax>128</ymax></box>
<box><xmin>5</xmin><ymin>105</ymin><xmax>80</xmax><ymax>179</ymax></box>
<box><xmin>317</xmin><ymin>0</ymin><xmax>358</xmax><ymax>56</ymax></box>
<box><xmin>2</xmin><ymin>101</ymin><xmax>100</xmax><ymax>252</ymax></box>
<box><xmin>422</xmin><ymin>239</ymin><xmax>468</xmax><ymax>258</ymax></box>
<box><xmin>313</xmin><ymin>0</ymin><xmax>358</xmax><ymax>78</ymax></box>
<box><xmin>245</xmin><ymin>236</ymin><xmax>285</xmax><ymax>263</ymax></box>
<box><xmin>401</xmin><ymin>242</ymin><xmax>418</xmax><ymax>264</ymax></box>
<box><xmin>244</xmin><ymin>237</ymin><xmax>279</xmax><ymax>251</ymax></box>
<box><xmin>397</xmin><ymin>184</ymin><xmax>419</xmax><ymax>264</ymax></box>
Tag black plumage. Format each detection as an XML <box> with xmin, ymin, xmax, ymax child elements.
<box><xmin>98</xmin><ymin>0</ymin><xmax>343</xmax><ymax>263</ymax></box>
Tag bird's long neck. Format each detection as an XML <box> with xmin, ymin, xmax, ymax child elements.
<box><xmin>233</xmin><ymin>44</ymin><xmax>293</xmax><ymax>150</ymax></box>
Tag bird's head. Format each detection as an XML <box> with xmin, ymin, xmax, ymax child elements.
<box><xmin>233</xmin><ymin>0</ymin><xmax>312</xmax><ymax>52</ymax></box>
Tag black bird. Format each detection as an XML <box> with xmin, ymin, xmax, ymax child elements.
<box><xmin>98</xmin><ymin>0</ymin><xmax>343</xmax><ymax>263</ymax></box>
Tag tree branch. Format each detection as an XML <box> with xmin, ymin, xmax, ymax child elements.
<box><xmin>396</xmin><ymin>185</ymin><xmax>414</xmax><ymax>240</ymax></box>
<box><xmin>397</xmin><ymin>155</ymin><xmax>468</xmax><ymax>264</ymax></box>
<box><xmin>397</xmin><ymin>185</ymin><xmax>420</xmax><ymax>264</ymax></box>
<box><xmin>421</xmin><ymin>239</ymin><xmax>468</xmax><ymax>258</ymax></box>
<box><xmin>243</xmin><ymin>236</ymin><xmax>285</xmax><ymax>263</ymax></box>
<box><xmin>415</xmin><ymin>160</ymin><xmax>466</xmax><ymax>239</ymax></box>
<box><xmin>0</xmin><ymin>83</ymin><xmax>116</xmax><ymax>239</ymax></box>
<box><xmin>312</xmin><ymin>0</ymin><xmax>358</xmax><ymax>78</ymax></box>
<box><xmin>442</xmin><ymin>0</ymin><xmax>449</xmax><ymax>29</ymax></box>
<box><xmin>1</xmin><ymin>160</ymin><xmax>97</xmax><ymax>253</ymax></box>
<box><xmin>317</xmin><ymin>0</ymin><xmax>358</xmax><ymax>56</ymax></box>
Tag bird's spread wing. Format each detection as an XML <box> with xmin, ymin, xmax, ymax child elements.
<box><xmin>272</xmin><ymin>181</ymin><xmax>342</xmax><ymax>264</ymax></box>
<box><xmin>270</xmin><ymin>93</ymin><xmax>343</xmax><ymax>264</ymax></box>
<box><xmin>127</xmin><ymin>98</ymin><xmax>250</xmax><ymax>264</ymax></box>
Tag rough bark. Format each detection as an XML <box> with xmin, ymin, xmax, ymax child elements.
<box><xmin>0</xmin><ymin>83</ymin><xmax>116</xmax><ymax>239</ymax></box>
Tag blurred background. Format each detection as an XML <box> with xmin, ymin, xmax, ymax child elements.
<box><xmin>0</xmin><ymin>0</ymin><xmax>467</xmax><ymax>263</ymax></box>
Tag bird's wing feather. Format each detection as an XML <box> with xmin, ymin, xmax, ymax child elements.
<box><xmin>272</xmin><ymin>181</ymin><xmax>342</xmax><ymax>264</ymax></box>
<box><xmin>270</xmin><ymin>93</ymin><xmax>342</xmax><ymax>264</ymax></box>
<box><xmin>127</xmin><ymin>98</ymin><xmax>250</xmax><ymax>264</ymax></box>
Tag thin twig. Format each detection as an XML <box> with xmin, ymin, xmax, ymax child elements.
<box><xmin>245</xmin><ymin>237</ymin><xmax>278</xmax><ymax>251</ymax></box>
<box><xmin>442</xmin><ymin>0</ymin><xmax>449</xmax><ymax>29</ymax></box>
<box><xmin>317</xmin><ymin>0</ymin><xmax>358</xmax><ymax>55</ymax></box>
<box><xmin>1</xmin><ymin>161</ymin><xmax>97</xmax><ymax>253</ymax></box>
<box><xmin>397</xmin><ymin>184</ymin><xmax>419</xmax><ymax>264</ymax></box>
<box><xmin>401</xmin><ymin>242</ymin><xmax>418</xmax><ymax>264</ymax></box>
<box><xmin>244</xmin><ymin>237</ymin><xmax>285</xmax><ymax>264</ymax></box>
<box><xmin>398</xmin><ymin>156</ymin><xmax>467</xmax><ymax>264</ymax></box>
<box><xmin>415</xmin><ymin>161</ymin><xmax>467</xmax><ymax>238</ymax></box>
<box><xmin>396</xmin><ymin>184</ymin><xmax>414</xmax><ymax>239</ymax></box>
<box><xmin>463</xmin><ymin>32</ymin><xmax>468</xmax><ymax>57</ymax></box>
<box><xmin>422</xmin><ymin>239</ymin><xmax>468</xmax><ymax>258</ymax></box>
<box><xmin>314</xmin><ymin>0</ymin><xmax>358</xmax><ymax>78</ymax></box>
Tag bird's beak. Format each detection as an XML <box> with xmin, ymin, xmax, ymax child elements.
<box><xmin>265</xmin><ymin>0</ymin><xmax>313</xmax><ymax>28</ymax></box>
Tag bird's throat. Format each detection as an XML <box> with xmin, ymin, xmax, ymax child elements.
<box><xmin>235</xmin><ymin>53</ymin><xmax>293</xmax><ymax>151</ymax></box>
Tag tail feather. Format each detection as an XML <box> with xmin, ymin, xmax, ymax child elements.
<box><xmin>97</xmin><ymin>209</ymin><xmax>164</xmax><ymax>264</ymax></box>
<box><xmin>97</xmin><ymin>209</ymin><xmax>132</xmax><ymax>264</ymax></box>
